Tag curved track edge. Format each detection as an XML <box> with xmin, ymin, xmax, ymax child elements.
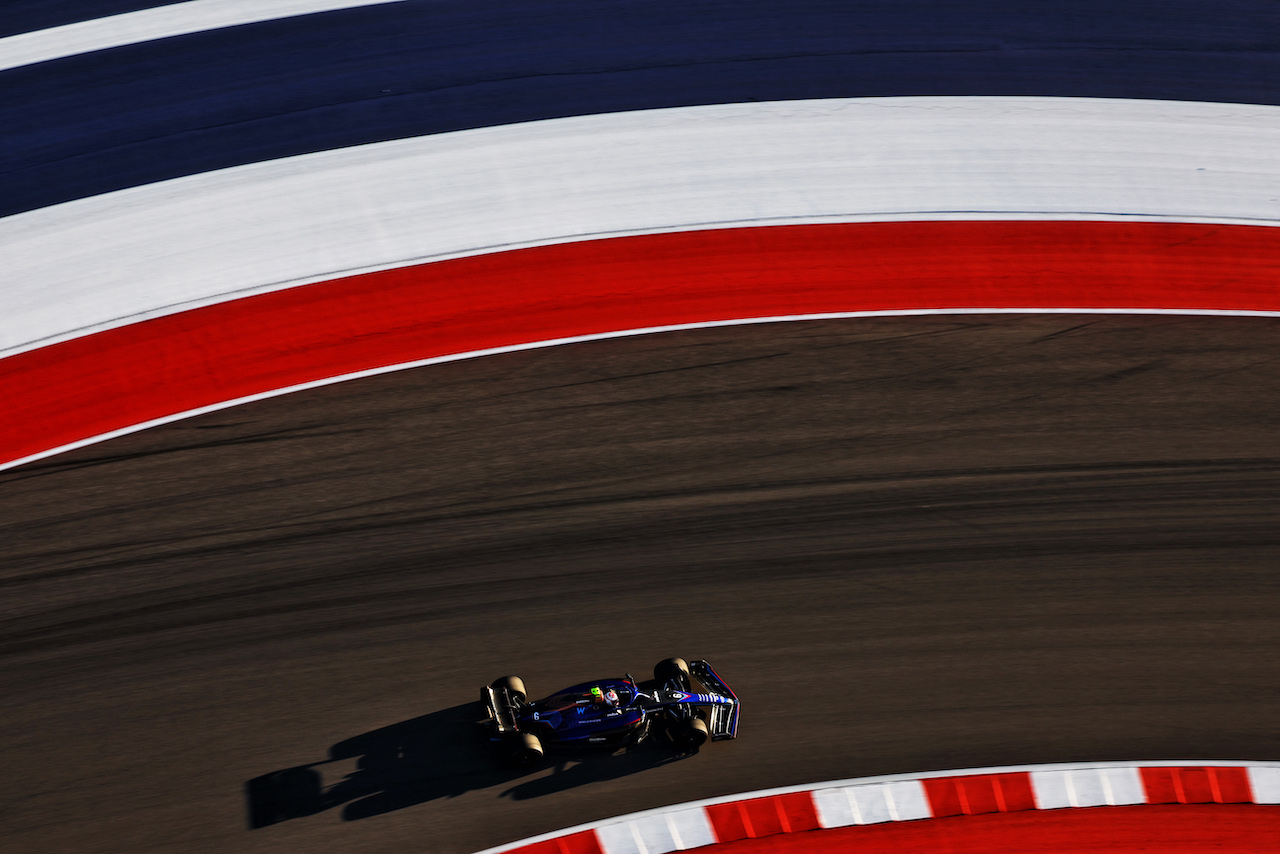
<box><xmin>476</xmin><ymin>762</ymin><xmax>1280</xmax><ymax>854</ymax></box>
<box><xmin>7</xmin><ymin>220</ymin><xmax>1280</xmax><ymax>472</ymax></box>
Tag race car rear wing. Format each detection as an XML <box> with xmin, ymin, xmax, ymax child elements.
<box><xmin>689</xmin><ymin>659</ymin><xmax>740</xmax><ymax>741</ymax></box>
<box><xmin>483</xmin><ymin>684</ymin><xmax>520</xmax><ymax>737</ymax></box>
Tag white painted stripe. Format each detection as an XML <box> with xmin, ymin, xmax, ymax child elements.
<box><xmin>813</xmin><ymin>780</ymin><xmax>931</xmax><ymax>827</ymax></box>
<box><xmin>668</xmin><ymin>809</ymin><xmax>717</xmax><ymax>849</ymax></box>
<box><xmin>1031</xmin><ymin>767</ymin><xmax>1145</xmax><ymax>809</ymax></box>
<box><xmin>595</xmin><ymin>807</ymin><xmax>715</xmax><ymax>854</ymax></box>
<box><xmin>471</xmin><ymin>762</ymin><xmax>1280</xmax><ymax>854</ymax></box>
<box><xmin>1247</xmin><ymin>767</ymin><xmax>1280</xmax><ymax>804</ymax></box>
<box><xmin>0</xmin><ymin>0</ymin><xmax>407</xmax><ymax>72</ymax></box>
<box><xmin>10</xmin><ymin>307</ymin><xmax>1280</xmax><ymax>476</ymax></box>
<box><xmin>4</xmin><ymin>97</ymin><xmax>1280</xmax><ymax>359</ymax></box>
<box><xmin>812</xmin><ymin>787</ymin><xmax>857</xmax><ymax>827</ymax></box>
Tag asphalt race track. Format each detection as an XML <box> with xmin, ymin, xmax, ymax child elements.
<box><xmin>3</xmin><ymin>314</ymin><xmax>1279</xmax><ymax>853</ymax></box>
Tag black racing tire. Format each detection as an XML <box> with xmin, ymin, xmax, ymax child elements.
<box><xmin>491</xmin><ymin>675</ymin><xmax>527</xmax><ymax>704</ymax></box>
<box><xmin>654</xmin><ymin>657</ymin><xmax>691</xmax><ymax>684</ymax></box>
<box><xmin>678</xmin><ymin>717</ymin><xmax>709</xmax><ymax>751</ymax></box>
<box><xmin>510</xmin><ymin>733</ymin><xmax>544</xmax><ymax>767</ymax></box>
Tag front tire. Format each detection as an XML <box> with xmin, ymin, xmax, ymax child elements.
<box><xmin>677</xmin><ymin>717</ymin><xmax>709</xmax><ymax>752</ymax></box>
<box><xmin>654</xmin><ymin>657</ymin><xmax>691</xmax><ymax>685</ymax></box>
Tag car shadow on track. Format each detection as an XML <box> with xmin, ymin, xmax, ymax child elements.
<box><xmin>245</xmin><ymin>702</ymin><xmax>693</xmax><ymax>827</ymax></box>
<box><xmin>501</xmin><ymin>740</ymin><xmax>691</xmax><ymax>801</ymax></box>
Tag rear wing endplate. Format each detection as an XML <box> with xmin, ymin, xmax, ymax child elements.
<box><xmin>483</xmin><ymin>684</ymin><xmax>520</xmax><ymax>736</ymax></box>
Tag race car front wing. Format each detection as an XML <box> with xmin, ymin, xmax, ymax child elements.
<box><xmin>689</xmin><ymin>659</ymin><xmax>740</xmax><ymax>741</ymax></box>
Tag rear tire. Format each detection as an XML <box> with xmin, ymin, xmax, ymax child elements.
<box><xmin>491</xmin><ymin>675</ymin><xmax>527</xmax><ymax>704</ymax></box>
<box><xmin>654</xmin><ymin>658</ymin><xmax>690</xmax><ymax>684</ymax></box>
<box><xmin>510</xmin><ymin>733</ymin><xmax>544</xmax><ymax>767</ymax></box>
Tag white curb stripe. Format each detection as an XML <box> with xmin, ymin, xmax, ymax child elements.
<box><xmin>1247</xmin><ymin>767</ymin><xmax>1280</xmax><ymax>804</ymax></box>
<box><xmin>1031</xmin><ymin>767</ymin><xmax>1145</xmax><ymax>809</ymax></box>
<box><xmin>813</xmin><ymin>780</ymin><xmax>930</xmax><ymax>827</ymax></box>
<box><xmin>6</xmin><ymin>96</ymin><xmax>1280</xmax><ymax>359</ymax></box>
<box><xmin>0</xmin><ymin>0</ymin><xmax>407</xmax><ymax>73</ymax></box>
<box><xmin>596</xmin><ymin>806</ymin><xmax>716</xmax><ymax>854</ymax></box>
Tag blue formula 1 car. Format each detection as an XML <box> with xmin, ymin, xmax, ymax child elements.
<box><xmin>482</xmin><ymin>658</ymin><xmax>739</xmax><ymax>766</ymax></box>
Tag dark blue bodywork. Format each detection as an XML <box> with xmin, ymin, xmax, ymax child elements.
<box><xmin>519</xmin><ymin>678</ymin><xmax>649</xmax><ymax>748</ymax></box>
<box><xmin>484</xmin><ymin>660</ymin><xmax>739</xmax><ymax>762</ymax></box>
<box><xmin>519</xmin><ymin>676</ymin><xmax>734</xmax><ymax>748</ymax></box>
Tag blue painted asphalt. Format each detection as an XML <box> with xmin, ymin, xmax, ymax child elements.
<box><xmin>4</xmin><ymin>1</ymin><xmax>1279</xmax><ymax>219</ymax></box>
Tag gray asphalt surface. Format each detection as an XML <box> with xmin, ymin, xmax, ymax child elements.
<box><xmin>2</xmin><ymin>314</ymin><xmax>1279</xmax><ymax>853</ymax></box>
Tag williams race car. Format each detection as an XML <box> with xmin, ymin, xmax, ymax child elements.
<box><xmin>482</xmin><ymin>658</ymin><xmax>739</xmax><ymax>765</ymax></box>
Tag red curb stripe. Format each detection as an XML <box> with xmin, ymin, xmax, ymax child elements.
<box><xmin>776</xmin><ymin>793</ymin><xmax>820</xmax><ymax>833</ymax></box>
<box><xmin>1142</xmin><ymin>767</ymin><xmax>1254</xmax><ymax>804</ymax></box>
<box><xmin>924</xmin><ymin>772</ymin><xmax>1036</xmax><ymax>817</ymax></box>
<box><xmin>506</xmin><ymin>830</ymin><xmax>603</xmax><ymax>854</ymax></box>
<box><xmin>6</xmin><ymin>220</ymin><xmax>1280</xmax><ymax>469</ymax></box>
<box><xmin>707</xmin><ymin>793</ymin><xmax>819</xmax><ymax>842</ymax></box>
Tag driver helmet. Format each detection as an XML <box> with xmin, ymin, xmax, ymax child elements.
<box><xmin>590</xmin><ymin>686</ymin><xmax>619</xmax><ymax>707</ymax></box>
